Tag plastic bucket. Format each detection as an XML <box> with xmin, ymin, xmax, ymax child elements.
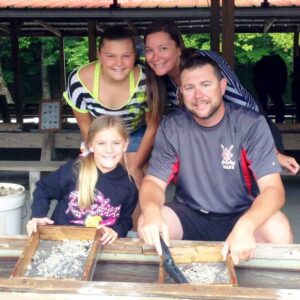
<box><xmin>0</xmin><ymin>183</ymin><xmax>25</xmax><ymax>235</ymax></box>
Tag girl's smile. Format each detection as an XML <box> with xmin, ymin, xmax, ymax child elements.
<box><xmin>89</xmin><ymin>127</ymin><xmax>128</xmax><ymax>173</ymax></box>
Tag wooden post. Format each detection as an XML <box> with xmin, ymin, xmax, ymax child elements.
<box><xmin>293</xmin><ymin>31</ymin><xmax>299</xmax><ymax>72</ymax></box>
<box><xmin>10</xmin><ymin>20</ymin><xmax>23</xmax><ymax>124</ymax></box>
<box><xmin>0</xmin><ymin>95</ymin><xmax>11</xmax><ymax>123</ymax></box>
<box><xmin>29</xmin><ymin>171</ymin><xmax>40</xmax><ymax>201</ymax></box>
<box><xmin>40</xmin><ymin>132</ymin><xmax>54</xmax><ymax>161</ymax></box>
<box><xmin>88</xmin><ymin>21</ymin><xmax>97</xmax><ymax>62</ymax></box>
<box><xmin>59</xmin><ymin>36</ymin><xmax>66</xmax><ymax>95</ymax></box>
<box><xmin>221</xmin><ymin>0</ymin><xmax>235</xmax><ymax>69</ymax></box>
<box><xmin>293</xmin><ymin>30</ymin><xmax>300</xmax><ymax>121</ymax></box>
<box><xmin>210</xmin><ymin>0</ymin><xmax>221</xmax><ymax>54</ymax></box>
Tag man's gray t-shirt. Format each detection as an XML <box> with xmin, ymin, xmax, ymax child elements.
<box><xmin>147</xmin><ymin>102</ymin><xmax>281</xmax><ymax>214</ymax></box>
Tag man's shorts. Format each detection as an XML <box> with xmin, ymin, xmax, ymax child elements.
<box><xmin>127</xmin><ymin>125</ymin><xmax>146</xmax><ymax>152</ymax></box>
<box><xmin>166</xmin><ymin>202</ymin><xmax>245</xmax><ymax>241</ymax></box>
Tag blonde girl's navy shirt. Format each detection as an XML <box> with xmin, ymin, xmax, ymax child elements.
<box><xmin>31</xmin><ymin>160</ymin><xmax>138</xmax><ymax>237</ymax></box>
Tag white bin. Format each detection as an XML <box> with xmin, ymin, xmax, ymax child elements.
<box><xmin>0</xmin><ymin>183</ymin><xmax>25</xmax><ymax>235</ymax></box>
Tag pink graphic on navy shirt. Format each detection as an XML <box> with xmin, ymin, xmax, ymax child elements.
<box><xmin>65</xmin><ymin>189</ymin><xmax>121</xmax><ymax>227</ymax></box>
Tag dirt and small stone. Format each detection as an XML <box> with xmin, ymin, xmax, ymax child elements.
<box><xmin>25</xmin><ymin>239</ymin><xmax>93</xmax><ymax>279</ymax></box>
<box><xmin>0</xmin><ymin>185</ymin><xmax>23</xmax><ymax>197</ymax></box>
<box><xmin>178</xmin><ymin>262</ymin><xmax>231</xmax><ymax>284</ymax></box>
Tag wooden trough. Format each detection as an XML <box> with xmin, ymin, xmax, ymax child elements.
<box><xmin>158</xmin><ymin>242</ymin><xmax>237</xmax><ymax>286</ymax></box>
<box><xmin>10</xmin><ymin>226</ymin><xmax>101</xmax><ymax>281</ymax></box>
<box><xmin>1</xmin><ymin>235</ymin><xmax>300</xmax><ymax>299</ymax></box>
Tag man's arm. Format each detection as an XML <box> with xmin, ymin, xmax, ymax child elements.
<box><xmin>139</xmin><ymin>175</ymin><xmax>169</xmax><ymax>255</ymax></box>
<box><xmin>222</xmin><ymin>173</ymin><xmax>285</xmax><ymax>264</ymax></box>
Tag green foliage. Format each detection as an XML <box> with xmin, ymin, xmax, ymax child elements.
<box><xmin>235</xmin><ymin>33</ymin><xmax>293</xmax><ymax>66</ymax></box>
<box><xmin>0</xmin><ymin>38</ymin><xmax>13</xmax><ymax>84</ymax></box>
<box><xmin>0</xmin><ymin>32</ymin><xmax>296</xmax><ymax>104</ymax></box>
<box><xmin>64</xmin><ymin>38</ymin><xmax>89</xmax><ymax>73</ymax></box>
<box><xmin>234</xmin><ymin>33</ymin><xmax>294</xmax><ymax>103</ymax></box>
<box><xmin>183</xmin><ymin>34</ymin><xmax>210</xmax><ymax>50</ymax></box>
<box><xmin>41</xmin><ymin>37</ymin><xmax>60</xmax><ymax>66</ymax></box>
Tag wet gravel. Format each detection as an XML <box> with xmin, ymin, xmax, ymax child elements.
<box><xmin>178</xmin><ymin>262</ymin><xmax>231</xmax><ymax>284</ymax></box>
<box><xmin>25</xmin><ymin>240</ymin><xmax>92</xmax><ymax>279</ymax></box>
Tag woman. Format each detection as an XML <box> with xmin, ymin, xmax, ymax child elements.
<box><xmin>144</xmin><ymin>20</ymin><xmax>299</xmax><ymax>175</ymax></box>
<box><xmin>64</xmin><ymin>26</ymin><xmax>159</xmax><ymax>187</ymax></box>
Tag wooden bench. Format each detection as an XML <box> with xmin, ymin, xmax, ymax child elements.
<box><xmin>271</xmin><ymin>123</ymin><xmax>300</xmax><ymax>176</ymax></box>
<box><xmin>0</xmin><ymin>124</ymin><xmax>299</xmax><ymax>197</ymax></box>
<box><xmin>277</xmin><ymin>123</ymin><xmax>300</xmax><ymax>151</ymax></box>
<box><xmin>0</xmin><ymin>131</ymin><xmax>82</xmax><ymax>198</ymax></box>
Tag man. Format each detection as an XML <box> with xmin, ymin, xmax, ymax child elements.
<box><xmin>138</xmin><ymin>54</ymin><xmax>293</xmax><ymax>264</ymax></box>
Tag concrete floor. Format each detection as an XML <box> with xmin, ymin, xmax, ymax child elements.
<box><xmin>0</xmin><ymin>172</ymin><xmax>299</xmax><ymax>243</ymax></box>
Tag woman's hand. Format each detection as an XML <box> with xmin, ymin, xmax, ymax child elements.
<box><xmin>26</xmin><ymin>217</ymin><xmax>54</xmax><ymax>236</ymax></box>
<box><xmin>277</xmin><ymin>152</ymin><xmax>300</xmax><ymax>175</ymax></box>
<box><xmin>97</xmin><ymin>225</ymin><xmax>118</xmax><ymax>245</ymax></box>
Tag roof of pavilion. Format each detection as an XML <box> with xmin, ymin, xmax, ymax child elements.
<box><xmin>0</xmin><ymin>0</ymin><xmax>300</xmax><ymax>36</ymax></box>
<box><xmin>1</xmin><ymin>0</ymin><xmax>300</xmax><ymax>9</ymax></box>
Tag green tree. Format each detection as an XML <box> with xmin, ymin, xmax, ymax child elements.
<box><xmin>0</xmin><ymin>33</ymin><xmax>295</xmax><ymax>105</ymax></box>
<box><xmin>234</xmin><ymin>33</ymin><xmax>293</xmax><ymax>102</ymax></box>
<box><xmin>182</xmin><ymin>33</ymin><xmax>210</xmax><ymax>50</ymax></box>
<box><xmin>182</xmin><ymin>32</ymin><xmax>294</xmax><ymax>103</ymax></box>
<box><xmin>64</xmin><ymin>38</ymin><xmax>89</xmax><ymax>73</ymax></box>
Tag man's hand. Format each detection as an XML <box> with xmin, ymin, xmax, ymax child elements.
<box><xmin>26</xmin><ymin>217</ymin><xmax>54</xmax><ymax>236</ymax></box>
<box><xmin>139</xmin><ymin>212</ymin><xmax>170</xmax><ymax>256</ymax></box>
<box><xmin>277</xmin><ymin>152</ymin><xmax>299</xmax><ymax>175</ymax></box>
<box><xmin>221</xmin><ymin>225</ymin><xmax>255</xmax><ymax>265</ymax></box>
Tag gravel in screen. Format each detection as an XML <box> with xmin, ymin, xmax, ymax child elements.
<box><xmin>178</xmin><ymin>262</ymin><xmax>231</xmax><ymax>284</ymax></box>
<box><xmin>25</xmin><ymin>239</ymin><xmax>92</xmax><ymax>279</ymax></box>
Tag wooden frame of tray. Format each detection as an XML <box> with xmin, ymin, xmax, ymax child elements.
<box><xmin>158</xmin><ymin>243</ymin><xmax>237</xmax><ymax>286</ymax></box>
<box><xmin>10</xmin><ymin>225</ymin><xmax>102</xmax><ymax>281</ymax></box>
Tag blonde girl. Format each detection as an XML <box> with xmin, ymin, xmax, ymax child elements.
<box><xmin>27</xmin><ymin>115</ymin><xmax>138</xmax><ymax>245</ymax></box>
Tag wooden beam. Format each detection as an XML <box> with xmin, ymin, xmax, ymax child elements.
<box><xmin>59</xmin><ymin>36</ymin><xmax>66</xmax><ymax>94</ymax></box>
<box><xmin>10</xmin><ymin>20</ymin><xmax>23</xmax><ymax>124</ymax></box>
<box><xmin>0</xmin><ymin>123</ymin><xmax>21</xmax><ymax>131</ymax></box>
<box><xmin>40</xmin><ymin>132</ymin><xmax>54</xmax><ymax>161</ymax></box>
<box><xmin>0</xmin><ymin>25</ymin><xmax>9</xmax><ymax>34</ymax></box>
<box><xmin>293</xmin><ymin>31</ymin><xmax>299</xmax><ymax>73</ymax></box>
<box><xmin>263</xmin><ymin>18</ymin><xmax>275</xmax><ymax>33</ymax></box>
<box><xmin>282</xmin><ymin>133</ymin><xmax>300</xmax><ymax>151</ymax></box>
<box><xmin>277</xmin><ymin>123</ymin><xmax>300</xmax><ymax>133</ymax></box>
<box><xmin>88</xmin><ymin>21</ymin><xmax>97</xmax><ymax>62</ymax></box>
<box><xmin>2</xmin><ymin>238</ymin><xmax>300</xmax><ymax>264</ymax></box>
<box><xmin>125</xmin><ymin>20</ymin><xmax>138</xmax><ymax>34</ymax></box>
<box><xmin>3</xmin><ymin>243</ymin><xmax>300</xmax><ymax>271</ymax></box>
<box><xmin>33</xmin><ymin>19</ymin><xmax>61</xmax><ymax>37</ymax></box>
<box><xmin>0</xmin><ymin>278</ymin><xmax>300</xmax><ymax>299</ymax></box>
<box><xmin>210</xmin><ymin>0</ymin><xmax>220</xmax><ymax>53</ymax></box>
<box><xmin>293</xmin><ymin>30</ymin><xmax>300</xmax><ymax>122</ymax></box>
<box><xmin>261</xmin><ymin>0</ymin><xmax>270</xmax><ymax>8</ymax></box>
<box><xmin>221</xmin><ymin>0</ymin><xmax>235</xmax><ymax>69</ymax></box>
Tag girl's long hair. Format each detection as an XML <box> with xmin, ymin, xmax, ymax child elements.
<box><xmin>74</xmin><ymin>115</ymin><xmax>129</xmax><ymax>209</ymax></box>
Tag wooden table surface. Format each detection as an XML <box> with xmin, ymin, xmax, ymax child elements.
<box><xmin>1</xmin><ymin>236</ymin><xmax>300</xmax><ymax>299</ymax></box>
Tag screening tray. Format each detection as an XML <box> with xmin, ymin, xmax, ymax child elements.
<box><xmin>10</xmin><ymin>225</ymin><xmax>102</xmax><ymax>281</ymax></box>
<box><xmin>159</xmin><ymin>242</ymin><xmax>237</xmax><ymax>286</ymax></box>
